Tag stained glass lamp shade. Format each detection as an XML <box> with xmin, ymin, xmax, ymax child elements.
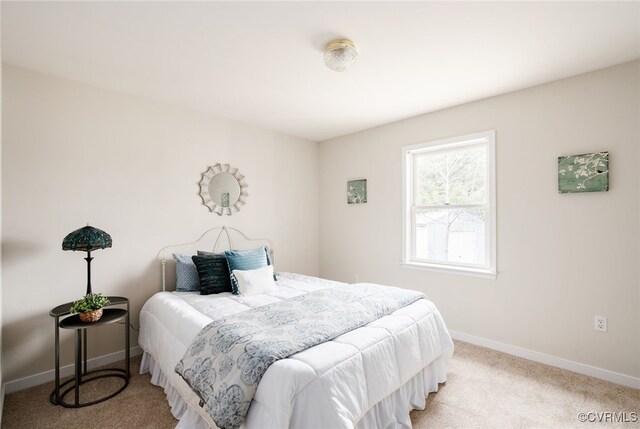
<box><xmin>62</xmin><ymin>225</ymin><xmax>112</xmax><ymax>295</ymax></box>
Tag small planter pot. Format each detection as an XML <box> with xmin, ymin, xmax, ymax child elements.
<box><xmin>79</xmin><ymin>308</ymin><xmax>103</xmax><ymax>323</ymax></box>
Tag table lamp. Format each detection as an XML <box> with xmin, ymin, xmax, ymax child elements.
<box><xmin>62</xmin><ymin>225</ymin><xmax>112</xmax><ymax>295</ymax></box>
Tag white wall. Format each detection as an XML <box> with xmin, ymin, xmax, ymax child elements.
<box><xmin>1</xmin><ymin>65</ymin><xmax>319</xmax><ymax>382</ymax></box>
<box><xmin>2</xmin><ymin>59</ymin><xmax>638</xmax><ymax>388</ymax></box>
<box><xmin>319</xmin><ymin>61</ymin><xmax>640</xmax><ymax>378</ymax></box>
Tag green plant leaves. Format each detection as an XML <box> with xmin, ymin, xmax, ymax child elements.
<box><xmin>69</xmin><ymin>293</ymin><xmax>110</xmax><ymax>314</ymax></box>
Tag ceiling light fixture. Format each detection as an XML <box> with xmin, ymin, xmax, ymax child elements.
<box><xmin>323</xmin><ymin>39</ymin><xmax>358</xmax><ymax>72</ymax></box>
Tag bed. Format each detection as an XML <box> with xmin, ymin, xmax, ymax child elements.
<box><xmin>139</xmin><ymin>227</ymin><xmax>454</xmax><ymax>429</ymax></box>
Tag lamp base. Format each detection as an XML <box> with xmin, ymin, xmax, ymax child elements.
<box><xmin>84</xmin><ymin>252</ymin><xmax>93</xmax><ymax>296</ymax></box>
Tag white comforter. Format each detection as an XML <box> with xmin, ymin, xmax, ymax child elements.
<box><xmin>139</xmin><ymin>273</ymin><xmax>453</xmax><ymax>429</ymax></box>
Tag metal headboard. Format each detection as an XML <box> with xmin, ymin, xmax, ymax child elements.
<box><xmin>156</xmin><ymin>226</ymin><xmax>273</xmax><ymax>291</ymax></box>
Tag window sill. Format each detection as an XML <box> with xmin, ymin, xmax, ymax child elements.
<box><xmin>400</xmin><ymin>261</ymin><xmax>497</xmax><ymax>280</ymax></box>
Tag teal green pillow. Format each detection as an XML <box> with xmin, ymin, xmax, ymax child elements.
<box><xmin>225</xmin><ymin>247</ymin><xmax>271</xmax><ymax>294</ymax></box>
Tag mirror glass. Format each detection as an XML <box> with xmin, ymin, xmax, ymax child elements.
<box><xmin>208</xmin><ymin>172</ymin><xmax>241</xmax><ymax>207</ymax></box>
<box><xmin>199</xmin><ymin>163</ymin><xmax>248</xmax><ymax>216</ymax></box>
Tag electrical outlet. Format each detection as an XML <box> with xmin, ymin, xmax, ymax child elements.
<box><xmin>594</xmin><ymin>316</ymin><xmax>607</xmax><ymax>332</ymax></box>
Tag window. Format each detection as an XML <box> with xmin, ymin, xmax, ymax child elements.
<box><xmin>402</xmin><ymin>130</ymin><xmax>496</xmax><ymax>278</ymax></box>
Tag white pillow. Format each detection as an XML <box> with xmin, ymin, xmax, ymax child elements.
<box><xmin>233</xmin><ymin>265</ymin><xmax>277</xmax><ymax>296</ymax></box>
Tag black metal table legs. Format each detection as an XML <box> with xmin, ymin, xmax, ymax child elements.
<box><xmin>49</xmin><ymin>299</ymin><xmax>130</xmax><ymax>408</ymax></box>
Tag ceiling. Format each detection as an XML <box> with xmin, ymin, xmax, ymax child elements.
<box><xmin>2</xmin><ymin>1</ymin><xmax>639</xmax><ymax>141</ymax></box>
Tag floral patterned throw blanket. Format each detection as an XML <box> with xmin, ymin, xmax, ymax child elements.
<box><xmin>175</xmin><ymin>283</ymin><xmax>424</xmax><ymax>429</ymax></box>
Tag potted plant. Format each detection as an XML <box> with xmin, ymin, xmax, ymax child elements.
<box><xmin>70</xmin><ymin>293</ymin><xmax>111</xmax><ymax>322</ymax></box>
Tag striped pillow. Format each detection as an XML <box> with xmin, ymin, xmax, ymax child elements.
<box><xmin>225</xmin><ymin>247</ymin><xmax>271</xmax><ymax>294</ymax></box>
<box><xmin>191</xmin><ymin>254</ymin><xmax>232</xmax><ymax>295</ymax></box>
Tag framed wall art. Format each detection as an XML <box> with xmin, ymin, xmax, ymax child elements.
<box><xmin>558</xmin><ymin>152</ymin><xmax>609</xmax><ymax>193</ymax></box>
<box><xmin>347</xmin><ymin>179</ymin><xmax>367</xmax><ymax>204</ymax></box>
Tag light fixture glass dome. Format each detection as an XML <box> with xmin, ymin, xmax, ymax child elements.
<box><xmin>323</xmin><ymin>39</ymin><xmax>358</xmax><ymax>72</ymax></box>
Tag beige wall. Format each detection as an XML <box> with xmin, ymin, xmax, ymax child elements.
<box><xmin>2</xmin><ymin>59</ymin><xmax>639</xmax><ymax>386</ymax></box>
<box><xmin>1</xmin><ymin>65</ymin><xmax>319</xmax><ymax>382</ymax></box>
<box><xmin>0</xmin><ymin>2</ymin><xmax>4</xmax><ymax>418</ymax></box>
<box><xmin>319</xmin><ymin>61</ymin><xmax>640</xmax><ymax>378</ymax></box>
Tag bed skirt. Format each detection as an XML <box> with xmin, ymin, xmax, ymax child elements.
<box><xmin>140</xmin><ymin>351</ymin><xmax>449</xmax><ymax>429</ymax></box>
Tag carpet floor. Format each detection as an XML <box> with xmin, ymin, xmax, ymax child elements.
<box><xmin>2</xmin><ymin>340</ymin><xmax>638</xmax><ymax>428</ymax></box>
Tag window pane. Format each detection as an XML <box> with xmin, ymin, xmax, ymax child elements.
<box><xmin>415</xmin><ymin>145</ymin><xmax>486</xmax><ymax>206</ymax></box>
<box><xmin>415</xmin><ymin>207</ymin><xmax>486</xmax><ymax>265</ymax></box>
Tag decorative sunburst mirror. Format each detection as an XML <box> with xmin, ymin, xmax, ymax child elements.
<box><xmin>198</xmin><ymin>163</ymin><xmax>248</xmax><ymax>215</ymax></box>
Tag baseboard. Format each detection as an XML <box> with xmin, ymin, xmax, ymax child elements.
<box><xmin>449</xmin><ymin>330</ymin><xmax>640</xmax><ymax>389</ymax></box>
<box><xmin>3</xmin><ymin>346</ymin><xmax>142</xmax><ymax>395</ymax></box>
<box><xmin>5</xmin><ymin>334</ymin><xmax>637</xmax><ymax>394</ymax></box>
<box><xmin>0</xmin><ymin>382</ymin><xmax>5</xmax><ymax>424</ymax></box>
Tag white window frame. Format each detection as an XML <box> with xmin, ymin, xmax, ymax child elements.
<box><xmin>402</xmin><ymin>130</ymin><xmax>496</xmax><ymax>279</ymax></box>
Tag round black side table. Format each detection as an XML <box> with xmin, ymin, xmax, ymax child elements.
<box><xmin>49</xmin><ymin>296</ymin><xmax>130</xmax><ymax>408</ymax></box>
